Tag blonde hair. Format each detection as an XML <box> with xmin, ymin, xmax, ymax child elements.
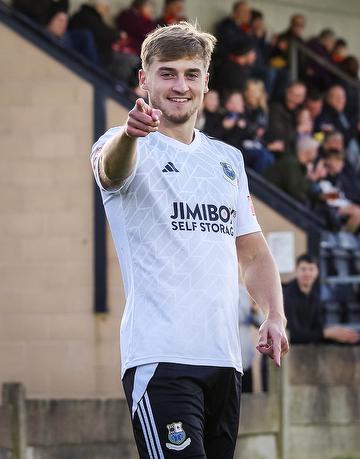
<box><xmin>141</xmin><ymin>22</ymin><xmax>217</xmax><ymax>71</ymax></box>
<box><xmin>243</xmin><ymin>79</ymin><xmax>268</xmax><ymax>112</ymax></box>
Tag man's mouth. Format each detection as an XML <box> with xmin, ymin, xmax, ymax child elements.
<box><xmin>167</xmin><ymin>97</ymin><xmax>191</xmax><ymax>103</ymax></box>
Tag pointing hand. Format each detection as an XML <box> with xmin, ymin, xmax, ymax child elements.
<box><xmin>125</xmin><ymin>98</ymin><xmax>162</xmax><ymax>138</ymax></box>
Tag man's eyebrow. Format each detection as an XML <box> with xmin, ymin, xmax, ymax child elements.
<box><xmin>157</xmin><ymin>66</ymin><xmax>202</xmax><ymax>73</ymax></box>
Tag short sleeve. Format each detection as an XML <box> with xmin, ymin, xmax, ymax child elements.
<box><xmin>90</xmin><ymin>126</ymin><xmax>138</xmax><ymax>194</ymax></box>
<box><xmin>235</xmin><ymin>155</ymin><xmax>261</xmax><ymax>237</ymax></box>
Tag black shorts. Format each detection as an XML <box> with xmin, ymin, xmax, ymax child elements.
<box><xmin>123</xmin><ymin>363</ymin><xmax>242</xmax><ymax>459</ymax></box>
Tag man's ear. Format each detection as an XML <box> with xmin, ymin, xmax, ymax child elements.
<box><xmin>204</xmin><ymin>73</ymin><xmax>210</xmax><ymax>93</ymax></box>
<box><xmin>139</xmin><ymin>69</ymin><xmax>148</xmax><ymax>91</ymax></box>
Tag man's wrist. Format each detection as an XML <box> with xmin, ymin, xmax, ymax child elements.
<box><xmin>266</xmin><ymin>311</ymin><xmax>287</xmax><ymax>326</ymax></box>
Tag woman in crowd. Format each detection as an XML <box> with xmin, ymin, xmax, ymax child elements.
<box><xmin>196</xmin><ymin>89</ymin><xmax>223</xmax><ymax>136</ymax></box>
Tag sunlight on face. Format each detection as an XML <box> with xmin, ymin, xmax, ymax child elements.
<box><xmin>140</xmin><ymin>57</ymin><xmax>209</xmax><ymax>125</ymax></box>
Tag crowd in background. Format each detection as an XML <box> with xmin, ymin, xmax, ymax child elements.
<box><xmin>12</xmin><ymin>0</ymin><xmax>360</xmax><ymax>233</ymax></box>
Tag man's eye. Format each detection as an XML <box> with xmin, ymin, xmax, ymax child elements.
<box><xmin>187</xmin><ymin>73</ymin><xmax>199</xmax><ymax>80</ymax></box>
<box><xmin>161</xmin><ymin>73</ymin><xmax>174</xmax><ymax>78</ymax></box>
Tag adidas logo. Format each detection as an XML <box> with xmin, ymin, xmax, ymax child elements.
<box><xmin>162</xmin><ymin>162</ymin><xmax>179</xmax><ymax>173</ymax></box>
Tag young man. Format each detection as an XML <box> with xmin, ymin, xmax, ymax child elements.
<box><xmin>284</xmin><ymin>254</ymin><xmax>359</xmax><ymax>344</ymax></box>
<box><xmin>91</xmin><ymin>22</ymin><xmax>288</xmax><ymax>459</ymax></box>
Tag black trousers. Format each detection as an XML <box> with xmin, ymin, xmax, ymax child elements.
<box><xmin>123</xmin><ymin>363</ymin><xmax>242</xmax><ymax>459</ymax></box>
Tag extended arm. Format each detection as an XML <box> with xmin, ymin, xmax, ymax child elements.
<box><xmin>236</xmin><ymin>232</ymin><xmax>289</xmax><ymax>367</ymax></box>
<box><xmin>99</xmin><ymin>98</ymin><xmax>161</xmax><ymax>190</ymax></box>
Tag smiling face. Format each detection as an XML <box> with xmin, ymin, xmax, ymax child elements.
<box><xmin>139</xmin><ymin>57</ymin><xmax>209</xmax><ymax>125</ymax></box>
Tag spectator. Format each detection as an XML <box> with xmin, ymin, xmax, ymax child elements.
<box><xmin>270</xmin><ymin>14</ymin><xmax>306</xmax><ymax>69</ymax></box>
<box><xmin>243</xmin><ymin>79</ymin><xmax>268</xmax><ymax>138</ymax></box>
<box><xmin>69</xmin><ymin>0</ymin><xmax>118</xmax><ymax>68</ymax></box>
<box><xmin>297</xmin><ymin>107</ymin><xmax>314</xmax><ymax>139</ymax></box>
<box><xmin>284</xmin><ymin>254</ymin><xmax>359</xmax><ymax>344</ymax></box>
<box><xmin>213</xmin><ymin>37</ymin><xmax>256</xmax><ymax>93</ymax></box>
<box><xmin>331</xmin><ymin>38</ymin><xmax>348</xmax><ymax>64</ymax></box>
<box><xmin>320</xmin><ymin>130</ymin><xmax>344</xmax><ymax>155</ymax></box>
<box><xmin>46</xmin><ymin>7</ymin><xmax>99</xmax><ymax>64</ymax></box>
<box><xmin>264</xmin><ymin>136</ymin><xmax>320</xmax><ymax>204</ymax></box>
<box><xmin>12</xmin><ymin>0</ymin><xmax>69</xmax><ymax>25</ymax></box>
<box><xmin>267</xmin><ymin>15</ymin><xmax>305</xmax><ymax>101</ymax></box>
<box><xmin>215</xmin><ymin>91</ymin><xmax>252</xmax><ymax>144</ymax></box>
<box><xmin>317</xmin><ymin>85</ymin><xmax>357</xmax><ymax>148</ymax></box>
<box><xmin>249</xmin><ymin>10</ymin><xmax>272</xmax><ymax>91</ymax></box>
<box><xmin>306</xmin><ymin>29</ymin><xmax>336</xmax><ymax>91</ymax></box>
<box><xmin>215</xmin><ymin>1</ymin><xmax>251</xmax><ymax>63</ymax></box>
<box><xmin>196</xmin><ymin>90</ymin><xmax>222</xmax><ymax>135</ymax></box>
<box><xmin>116</xmin><ymin>0</ymin><xmax>155</xmax><ymax>56</ymax></box>
<box><xmin>157</xmin><ymin>0</ymin><xmax>186</xmax><ymax>26</ymax></box>
<box><xmin>322</xmin><ymin>148</ymin><xmax>360</xmax><ymax>205</ymax></box>
<box><xmin>338</xmin><ymin>56</ymin><xmax>360</xmax><ymax>127</ymax></box>
<box><xmin>305</xmin><ymin>90</ymin><xmax>324</xmax><ymax>136</ymax></box>
<box><xmin>268</xmin><ymin>80</ymin><xmax>307</xmax><ymax>154</ymax></box>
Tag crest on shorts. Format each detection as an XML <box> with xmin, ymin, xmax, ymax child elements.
<box><xmin>220</xmin><ymin>162</ymin><xmax>236</xmax><ymax>182</ymax></box>
<box><xmin>165</xmin><ymin>421</ymin><xmax>191</xmax><ymax>451</ymax></box>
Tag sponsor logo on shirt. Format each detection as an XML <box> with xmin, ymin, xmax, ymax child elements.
<box><xmin>170</xmin><ymin>202</ymin><xmax>236</xmax><ymax>236</ymax></box>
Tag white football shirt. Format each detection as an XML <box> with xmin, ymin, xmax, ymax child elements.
<box><xmin>91</xmin><ymin>128</ymin><xmax>261</xmax><ymax>376</ymax></box>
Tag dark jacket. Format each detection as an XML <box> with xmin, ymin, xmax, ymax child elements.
<box><xmin>283</xmin><ymin>279</ymin><xmax>324</xmax><ymax>344</ymax></box>
<box><xmin>263</xmin><ymin>155</ymin><xmax>312</xmax><ymax>203</ymax></box>
<box><xmin>305</xmin><ymin>37</ymin><xmax>334</xmax><ymax>91</ymax></box>
<box><xmin>328</xmin><ymin>161</ymin><xmax>360</xmax><ymax>204</ymax></box>
<box><xmin>213</xmin><ymin>58</ymin><xmax>252</xmax><ymax>94</ymax></box>
<box><xmin>268</xmin><ymin>101</ymin><xmax>298</xmax><ymax>154</ymax></box>
<box><xmin>271</xmin><ymin>28</ymin><xmax>305</xmax><ymax>67</ymax></box>
<box><xmin>317</xmin><ymin>103</ymin><xmax>356</xmax><ymax>146</ymax></box>
<box><xmin>116</xmin><ymin>8</ymin><xmax>155</xmax><ymax>55</ymax></box>
<box><xmin>215</xmin><ymin>17</ymin><xmax>249</xmax><ymax>61</ymax></box>
<box><xmin>215</xmin><ymin>112</ymin><xmax>255</xmax><ymax>149</ymax></box>
<box><xmin>69</xmin><ymin>5</ymin><xmax>118</xmax><ymax>66</ymax></box>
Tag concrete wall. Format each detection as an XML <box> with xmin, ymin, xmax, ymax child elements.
<box><xmin>1</xmin><ymin>347</ymin><xmax>360</xmax><ymax>459</ymax></box>
<box><xmin>0</xmin><ymin>22</ymin><xmax>127</xmax><ymax>401</ymax></box>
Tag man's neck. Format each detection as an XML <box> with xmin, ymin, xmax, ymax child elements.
<box><xmin>297</xmin><ymin>280</ymin><xmax>312</xmax><ymax>295</ymax></box>
<box><xmin>158</xmin><ymin>117</ymin><xmax>196</xmax><ymax>145</ymax></box>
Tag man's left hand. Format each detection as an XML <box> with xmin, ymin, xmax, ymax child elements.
<box><xmin>256</xmin><ymin>315</ymin><xmax>289</xmax><ymax>367</ymax></box>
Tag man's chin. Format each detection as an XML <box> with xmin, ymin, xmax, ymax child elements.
<box><xmin>161</xmin><ymin>109</ymin><xmax>197</xmax><ymax>125</ymax></box>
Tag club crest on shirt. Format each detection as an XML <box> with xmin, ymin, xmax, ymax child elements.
<box><xmin>220</xmin><ymin>162</ymin><xmax>236</xmax><ymax>183</ymax></box>
<box><xmin>165</xmin><ymin>421</ymin><xmax>191</xmax><ymax>451</ymax></box>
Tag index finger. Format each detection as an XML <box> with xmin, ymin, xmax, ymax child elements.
<box><xmin>135</xmin><ymin>98</ymin><xmax>151</xmax><ymax>115</ymax></box>
<box><xmin>273</xmin><ymin>339</ymin><xmax>281</xmax><ymax>368</ymax></box>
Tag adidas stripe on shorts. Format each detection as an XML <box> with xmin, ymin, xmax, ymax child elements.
<box><xmin>123</xmin><ymin>363</ymin><xmax>242</xmax><ymax>459</ymax></box>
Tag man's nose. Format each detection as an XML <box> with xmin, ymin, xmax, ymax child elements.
<box><xmin>172</xmin><ymin>76</ymin><xmax>189</xmax><ymax>93</ymax></box>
